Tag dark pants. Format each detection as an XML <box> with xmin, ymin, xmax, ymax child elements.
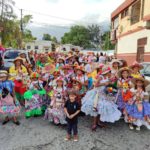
<box><xmin>67</xmin><ymin>121</ymin><xmax>78</xmax><ymax>135</ymax></box>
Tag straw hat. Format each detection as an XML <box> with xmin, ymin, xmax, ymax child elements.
<box><xmin>66</xmin><ymin>54</ymin><xmax>74</xmax><ymax>60</ymax></box>
<box><xmin>95</xmin><ymin>64</ymin><xmax>104</xmax><ymax>69</ymax></box>
<box><xmin>131</xmin><ymin>77</ymin><xmax>150</xmax><ymax>87</ymax></box>
<box><xmin>0</xmin><ymin>70</ymin><xmax>8</xmax><ymax>77</ymax></box>
<box><xmin>53</xmin><ymin>70</ymin><xmax>60</xmax><ymax>76</ymax></box>
<box><xmin>14</xmin><ymin>57</ymin><xmax>23</xmax><ymax>63</ymax></box>
<box><xmin>111</xmin><ymin>59</ymin><xmax>123</xmax><ymax>66</ymax></box>
<box><xmin>129</xmin><ymin>61</ymin><xmax>143</xmax><ymax>70</ymax></box>
<box><xmin>101</xmin><ymin>66</ymin><xmax>111</xmax><ymax>75</ymax></box>
<box><xmin>56</xmin><ymin>76</ymin><xmax>64</xmax><ymax>83</ymax></box>
<box><xmin>58</xmin><ymin>57</ymin><xmax>65</xmax><ymax>62</ymax></box>
<box><xmin>118</xmin><ymin>67</ymin><xmax>131</xmax><ymax>77</ymax></box>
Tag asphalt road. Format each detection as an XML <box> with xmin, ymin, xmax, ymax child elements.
<box><xmin>0</xmin><ymin>110</ymin><xmax>150</xmax><ymax>150</ymax></box>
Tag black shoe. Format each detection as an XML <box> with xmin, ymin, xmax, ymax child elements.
<box><xmin>2</xmin><ymin>120</ymin><xmax>9</xmax><ymax>125</ymax></box>
<box><xmin>13</xmin><ymin>121</ymin><xmax>20</xmax><ymax>126</ymax></box>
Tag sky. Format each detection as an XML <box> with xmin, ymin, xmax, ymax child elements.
<box><xmin>13</xmin><ymin>0</ymin><xmax>125</xmax><ymax>27</ymax></box>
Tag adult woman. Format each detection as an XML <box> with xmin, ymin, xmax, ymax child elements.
<box><xmin>0</xmin><ymin>70</ymin><xmax>21</xmax><ymax>125</ymax></box>
<box><xmin>9</xmin><ymin>57</ymin><xmax>28</xmax><ymax>106</ymax></box>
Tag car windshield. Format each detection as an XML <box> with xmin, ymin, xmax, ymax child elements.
<box><xmin>144</xmin><ymin>65</ymin><xmax>150</xmax><ymax>75</ymax></box>
<box><xmin>4</xmin><ymin>51</ymin><xmax>20</xmax><ymax>59</ymax></box>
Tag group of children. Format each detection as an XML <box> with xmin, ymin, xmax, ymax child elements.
<box><xmin>0</xmin><ymin>51</ymin><xmax>150</xmax><ymax>142</ymax></box>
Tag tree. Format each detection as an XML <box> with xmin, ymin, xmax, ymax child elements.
<box><xmin>88</xmin><ymin>24</ymin><xmax>102</xmax><ymax>48</ymax></box>
<box><xmin>51</xmin><ymin>36</ymin><xmax>57</xmax><ymax>43</ymax></box>
<box><xmin>101</xmin><ymin>31</ymin><xmax>115</xmax><ymax>50</ymax></box>
<box><xmin>42</xmin><ymin>34</ymin><xmax>51</xmax><ymax>41</ymax></box>
<box><xmin>61</xmin><ymin>25</ymin><xmax>94</xmax><ymax>48</ymax></box>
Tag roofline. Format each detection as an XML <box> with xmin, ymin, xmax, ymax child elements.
<box><xmin>111</xmin><ymin>0</ymin><xmax>137</xmax><ymax>20</ymax></box>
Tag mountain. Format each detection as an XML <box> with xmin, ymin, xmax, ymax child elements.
<box><xmin>27</xmin><ymin>21</ymin><xmax>110</xmax><ymax>41</ymax></box>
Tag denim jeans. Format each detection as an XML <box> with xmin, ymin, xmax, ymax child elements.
<box><xmin>67</xmin><ymin>121</ymin><xmax>78</xmax><ymax>135</ymax></box>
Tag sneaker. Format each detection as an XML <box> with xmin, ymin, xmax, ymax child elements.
<box><xmin>136</xmin><ymin>126</ymin><xmax>140</xmax><ymax>131</ymax></box>
<box><xmin>129</xmin><ymin>124</ymin><xmax>134</xmax><ymax>130</ymax></box>
<box><xmin>73</xmin><ymin>135</ymin><xmax>78</xmax><ymax>142</ymax></box>
<box><xmin>64</xmin><ymin>135</ymin><xmax>71</xmax><ymax>141</ymax></box>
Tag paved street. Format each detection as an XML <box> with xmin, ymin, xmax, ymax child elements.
<box><xmin>0</xmin><ymin>110</ymin><xmax>150</xmax><ymax>150</ymax></box>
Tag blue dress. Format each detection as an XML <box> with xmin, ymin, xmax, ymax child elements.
<box><xmin>125</xmin><ymin>88</ymin><xmax>150</xmax><ymax>129</ymax></box>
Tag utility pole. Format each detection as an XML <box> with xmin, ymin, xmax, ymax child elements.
<box><xmin>1</xmin><ymin>0</ymin><xmax>4</xmax><ymax>21</ymax></box>
<box><xmin>20</xmin><ymin>9</ymin><xmax>23</xmax><ymax>49</ymax></box>
<box><xmin>20</xmin><ymin>9</ymin><xmax>23</xmax><ymax>33</ymax></box>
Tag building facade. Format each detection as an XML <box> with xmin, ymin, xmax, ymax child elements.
<box><xmin>111</xmin><ymin>0</ymin><xmax>150</xmax><ymax>64</ymax></box>
<box><xmin>25</xmin><ymin>40</ymin><xmax>54</xmax><ymax>53</ymax></box>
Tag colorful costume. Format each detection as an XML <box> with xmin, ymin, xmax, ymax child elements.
<box><xmin>0</xmin><ymin>80</ymin><xmax>20</xmax><ymax>116</ymax></box>
<box><xmin>24</xmin><ymin>80</ymin><xmax>46</xmax><ymax>118</ymax></box>
<box><xmin>125</xmin><ymin>88</ymin><xmax>150</xmax><ymax>129</ymax></box>
<box><xmin>45</xmin><ymin>86</ymin><xmax>67</xmax><ymax>125</ymax></box>
<box><xmin>82</xmin><ymin>76</ymin><xmax>121</xmax><ymax>123</ymax></box>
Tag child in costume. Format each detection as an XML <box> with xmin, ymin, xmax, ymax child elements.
<box><xmin>64</xmin><ymin>91</ymin><xmax>80</xmax><ymax>141</ymax></box>
<box><xmin>44</xmin><ymin>76</ymin><xmax>67</xmax><ymax>125</ymax></box>
<box><xmin>130</xmin><ymin>62</ymin><xmax>143</xmax><ymax>78</ymax></box>
<box><xmin>24</xmin><ymin>72</ymin><xmax>46</xmax><ymax>118</ymax></box>
<box><xmin>56</xmin><ymin>57</ymin><xmax>65</xmax><ymax>70</ymax></box>
<box><xmin>125</xmin><ymin>77</ymin><xmax>150</xmax><ymax>130</ymax></box>
<box><xmin>81</xmin><ymin>66</ymin><xmax>121</xmax><ymax>131</ymax></box>
<box><xmin>9</xmin><ymin>57</ymin><xmax>28</xmax><ymax>106</ymax></box>
<box><xmin>0</xmin><ymin>70</ymin><xmax>21</xmax><ymax>125</ymax></box>
<box><xmin>117</xmin><ymin>67</ymin><xmax>133</xmax><ymax>111</ymax></box>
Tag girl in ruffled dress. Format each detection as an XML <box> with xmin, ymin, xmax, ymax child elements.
<box><xmin>81</xmin><ymin>66</ymin><xmax>121</xmax><ymax>130</ymax></box>
<box><xmin>129</xmin><ymin>62</ymin><xmax>143</xmax><ymax>78</ymax></box>
<box><xmin>125</xmin><ymin>77</ymin><xmax>150</xmax><ymax>130</ymax></box>
<box><xmin>45</xmin><ymin>77</ymin><xmax>67</xmax><ymax>125</ymax></box>
<box><xmin>117</xmin><ymin>67</ymin><xmax>133</xmax><ymax>111</ymax></box>
<box><xmin>24</xmin><ymin>72</ymin><xmax>46</xmax><ymax>118</ymax></box>
<box><xmin>0</xmin><ymin>70</ymin><xmax>21</xmax><ymax>125</ymax></box>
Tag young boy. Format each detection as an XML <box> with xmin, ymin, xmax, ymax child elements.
<box><xmin>64</xmin><ymin>91</ymin><xmax>80</xmax><ymax>141</ymax></box>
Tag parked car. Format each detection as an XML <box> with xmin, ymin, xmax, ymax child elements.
<box><xmin>141</xmin><ymin>62</ymin><xmax>150</xmax><ymax>81</ymax></box>
<box><xmin>141</xmin><ymin>62</ymin><xmax>150</xmax><ymax>99</ymax></box>
<box><xmin>2</xmin><ymin>50</ymin><xmax>30</xmax><ymax>69</ymax></box>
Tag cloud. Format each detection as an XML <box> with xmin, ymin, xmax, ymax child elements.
<box><xmin>14</xmin><ymin>0</ymin><xmax>124</xmax><ymax>26</ymax></box>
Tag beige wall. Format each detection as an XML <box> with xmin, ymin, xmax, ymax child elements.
<box><xmin>117</xmin><ymin>29</ymin><xmax>150</xmax><ymax>54</ymax></box>
<box><xmin>113</xmin><ymin>0</ymin><xmax>150</xmax><ymax>37</ymax></box>
<box><xmin>144</xmin><ymin>0</ymin><xmax>150</xmax><ymax>16</ymax></box>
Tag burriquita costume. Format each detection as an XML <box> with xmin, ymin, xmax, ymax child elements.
<box><xmin>44</xmin><ymin>79</ymin><xmax>67</xmax><ymax>125</ymax></box>
<box><xmin>0</xmin><ymin>73</ymin><xmax>20</xmax><ymax>116</ymax></box>
<box><xmin>116</xmin><ymin>67</ymin><xmax>133</xmax><ymax>111</ymax></box>
<box><xmin>82</xmin><ymin>68</ymin><xmax>121</xmax><ymax>123</ymax></box>
<box><xmin>9</xmin><ymin>57</ymin><xmax>28</xmax><ymax>102</ymax></box>
<box><xmin>24</xmin><ymin>73</ymin><xmax>46</xmax><ymax>118</ymax></box>
<box><xmin>125</xmin><ymin>78</ymin><xmax>150</xmax><ymax>129</ymax></box>
<box><xmin>117</xmin><ymin>78</ymin><xmax>132</xmax><ymax>110</ymax></box>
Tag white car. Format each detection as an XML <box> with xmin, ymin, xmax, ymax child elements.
<box><xmin>2</xmin><ymin>50</ymin><xmax>31</xmax><ymax>69</ymax></box>
<box><xmin>141</xmin><ymin>62</ymin><xmax>150</xmax><ymax>98</ymax></box>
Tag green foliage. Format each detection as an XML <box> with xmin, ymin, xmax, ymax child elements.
<box><xmin>42</xmin><ymin>34</ymin><xmax>51</xmax><ymax>41</ymax></box>
<box><xmin>101</xmin><ymin>31</ymin><xmax>115</xmax><ymax>50</ymax></box>
<box><xmin>42</xmin><ymin>33</ymin><xmax>57</xmax><ymax>43</ymax></box>
<box><xmin>0</xmin><ymin>1</ymin><xmax>36</xmax><ymax>48</ymax></box>
<box><xmin>61</xmin><ymin>25</ymin><xmax>94</xmax><ymax>48</ymax></box>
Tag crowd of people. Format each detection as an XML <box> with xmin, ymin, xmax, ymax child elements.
<box><xmin>0</xmin><ymin>49</ymin><xmax>150</xmax><ymax>142</ymax></box>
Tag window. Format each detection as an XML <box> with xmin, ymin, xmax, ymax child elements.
<box><xmin>27</xmin><ymin>45</ymin><xmax>31</xmax><ymax>49</ymax></box>
<box><xmin>144</xmin><ymin>65</ymin><xmax>150</xmax><ymax>75</ymax></box>
<box><xmin>35</xmin><ymin>46</ymin><xmax>38</xmax><ymax>49</ymax></box>
<box><xmin>121</xmin><ymin>8</ymin><xmax>129</xmax><ymax>19</ymax></box>
<box><xmin>113</xmin><ymin>16</ymin><xmax>119</xmax><ymax>29</ymax></box>
<box><xmin>131</xmin><ymin>1</ymin><xmax>141</xmax><ymax>25</ymax></box>
<box><xmin>4</xmin><ymin>51</ymin><xmax>20</xmax><ymax>59</ymax></box>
